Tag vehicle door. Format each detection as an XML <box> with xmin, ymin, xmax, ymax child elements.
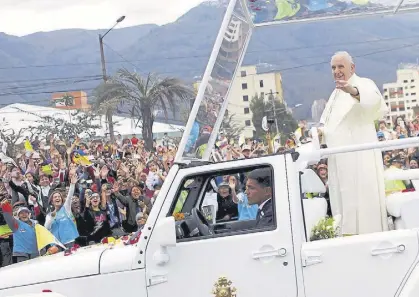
<box><xmin>145</xmin><ymin>155</ymin><xmax>298</xmax><ymax>297</ymax></box>
<box><xmin>302</xmin><ymin>229</ymin><xmax>419</xmax><ymax>297</ymax></box>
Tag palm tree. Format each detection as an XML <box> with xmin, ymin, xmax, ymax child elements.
<box><xmin>97</xmin><ymin>68</ymin><xmax>193</xmax><ymax>150</ymax></box>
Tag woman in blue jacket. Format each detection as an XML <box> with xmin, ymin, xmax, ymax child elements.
<box><xmin>44</xmin><ymin>174</ymin><xmax>78</xmax><ymax>248</ymax></box>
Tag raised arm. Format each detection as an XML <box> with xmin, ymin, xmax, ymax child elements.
<box><xmin>0</xmin><ymin>201</ymin><xmax>19</xmax><ymax>232</ymax></box>
<box><xmin>64</xmin><ymin>180</ymin><xmax>76</xmax><ymax>213</ymax></box>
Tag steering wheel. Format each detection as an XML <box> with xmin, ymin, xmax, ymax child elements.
<box><xmin>191</xmin><ymin>208</ymin><xmax>213</xmax><ymax>236</ymax></box>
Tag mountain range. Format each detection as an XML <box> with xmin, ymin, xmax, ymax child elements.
<box><xmin>1</xmin><ymin>2</ymin><xmax>419</xmax><ymax>120</ymax></box>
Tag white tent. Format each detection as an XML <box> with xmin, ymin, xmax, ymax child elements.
<box><xmin>0</xmin><ymin>103</ymin><xmax>184</xmax><ymax>142</ymax></box>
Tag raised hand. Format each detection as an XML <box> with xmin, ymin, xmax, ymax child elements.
<box><xmin>335</xmin><ymin>80</ymin><xmax>358</xmax><ymax>96</ymax></box>
<box><xmin>100</xmin><ymin>166</ymin><xmax>109</xmax><ymax>178</ymax></box>
<box><xmin>229</xmin><ymin>179</ymin><xmax>236</xmax><ymax>192</ymax></box>
<box><xmin>70</xmin><ymin>174</ymin><xmax>78</xmax><ymax>185</ymax></box>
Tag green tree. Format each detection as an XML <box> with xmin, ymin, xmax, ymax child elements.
<box><xmin>221</xmin><ymin>110</ymin><xmax>245</xmax><ymax>141</ymax></box>
<box><xmin>97</xmin><ymin>68</ymin><xmax>194</xmax><ymax>150</ymax></box>
<box><xmin>249</xmin><ymin>93</ymin><xmax>297</xmax><ymax>143</ymax></box>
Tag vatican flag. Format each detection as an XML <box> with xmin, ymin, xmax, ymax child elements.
<box><xmin>35</xmin><ymin>224</ymin><xmax>66</xmax><ymax>253</ymax></box>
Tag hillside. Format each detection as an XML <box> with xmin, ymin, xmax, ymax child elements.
<box><xmin>0</xmin><ymin>2</ymin><xmax>419</xmax><ymax>119</ymax></box>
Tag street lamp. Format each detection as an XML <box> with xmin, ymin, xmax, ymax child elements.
<box><xmin>98</xmin><ymin>16</ymin><xmax>126</xmax><ymax>142</ymax></box>
<box><xmin>99</xmin><ymin>16</ymin><xmax>126</xmax><ymax>82</ymax></box>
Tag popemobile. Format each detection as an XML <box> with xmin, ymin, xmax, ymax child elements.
<box><xmin>2</xmin><ymin>0</ymin><xmax>419</xmax><ymax>297</ymax></box>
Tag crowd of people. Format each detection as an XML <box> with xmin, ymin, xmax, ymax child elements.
<box><xmin>0</xmin><ymin>130</ymin><xmax>290</xmax><ymax>268</ymax></box>
<box><xmin>0</xmin><ymin>133</ymin><xmax>176</xmax><ymax>267</ymax></box>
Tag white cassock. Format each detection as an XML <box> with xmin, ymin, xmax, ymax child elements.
<box><xmin>320</xmin><ymin>73</ymin><xmax>389</xmax><ymax>235</ymax></box>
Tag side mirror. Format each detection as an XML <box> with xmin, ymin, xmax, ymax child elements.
<box><xmin>154</xmin><ymin>216</ymin><xmax>176</xmax><ymax>248</ymax></box>
<box><xmin>301</xmin><ymin>169</ymin><xmax>326</xmax><ymax>194</ymax></box>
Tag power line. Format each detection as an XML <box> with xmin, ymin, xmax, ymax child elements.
<box><xmin>102</xmin><ymin>42</ymin><xmax>138</xmax><ymax>70</ymax></box>
<box><xmin>277</xmin><ymin>41</ymin><xmax>419</xmax><ymax>73</ymax></box>
<box><xmin>0</xmin><ymin>34</ymin><xmax>418</xmax><ymax>71</ymax></box>
<box><xmin>1</xmin><ymin>40</ymin><xmax>416</xmax><ymax>97</ymax></box>
<box><xmin>0</xmin><ymin>40</ymin><xmax>417</xmax><ymax>99</ymax></box>
<box><xmin>0</xmin><ymin>88</ymin><xmax>96</xmax><ymax>97</ymax></box>
<box><xmin>0</xmin><ymin>78</ymin><xmax>101</xmax><ymax>92</ymax></box>
<box><xmin>0</xmin><ymin>75</ymin><xmax>102</xmax><ymax>84</ymax></box>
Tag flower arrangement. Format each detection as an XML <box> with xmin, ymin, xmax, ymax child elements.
<box><xmin>310</xmin><ymin>217</ymin><xmax>339</xmax><ymax>241</ymax></box>
<box><xmin>173</xmin><ymin>212</ymin><xmax>185</xmax><ymax>221</ymax></box>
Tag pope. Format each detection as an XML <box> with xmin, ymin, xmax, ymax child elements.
<box><xmin>320</xmin><ymin>51</ymin><xmax>388</xmax><ymax>235</ymax></box>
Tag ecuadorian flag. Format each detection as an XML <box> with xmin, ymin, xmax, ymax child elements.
<box><xmin>72</xmin><ymin>149</ymin><xmax>92</xmax><ymax>166</ymax></box>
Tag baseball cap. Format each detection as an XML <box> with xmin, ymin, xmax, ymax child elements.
<box><xmin>218</xmin><ymin>182</ymin><xmax>230</xmax><ymax>188</ymax></box>
<box><xmin>242</xmin><ymin>145</ymin><xmax>251</xmax><ymax>151</ymax></box>
<box><xmin>17</xmin><ymin>207</ymin><xmax>30</xmax><ymax>216</ymax></box>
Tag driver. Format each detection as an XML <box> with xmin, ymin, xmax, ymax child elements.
<box><xmin>245</xmin><ymin>168</ymin><xmax>273</xmax><ymax>228</ymax></box>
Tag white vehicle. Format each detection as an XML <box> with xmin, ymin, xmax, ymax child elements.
<box><xmin>3</xmin><ymin>0</ymin><xmax>419</xmax><ymax>296</ymax></box>
<box><xmin>2</xmin><ymin>134</ymin><xmax>419</xmax><ymax>297</ymax></box>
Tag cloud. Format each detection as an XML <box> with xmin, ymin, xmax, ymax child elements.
<box><xmin>0</xmin><ymin>0</ymin><xmax>206</xmax><ymax>36</ymax></box>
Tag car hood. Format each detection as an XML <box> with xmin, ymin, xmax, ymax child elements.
<box><xmin>0</xmin><ymin>245</ymin><xmax>109</xmax><ymax>290</ymax></box>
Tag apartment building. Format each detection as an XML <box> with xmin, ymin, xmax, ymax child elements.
<box><xmin>383</xmin><ymin>64</ymin><xmax>419</xmax><ymax>124</ymax></box>
<box><xmin>227</xmin><ymin>65</ymin><xmax>284</xmax><ymax>138</ymax></box>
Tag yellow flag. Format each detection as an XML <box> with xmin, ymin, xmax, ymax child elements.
<box><xmin>41</xmin><ymin>165</ymin><xmax>53</xmax><ymax>175</ymax></box>
<box><xmin>73</xmin><ymin>155</ymin><xmax>92</xmax><ymax>166</ymax></box>
<box><xmin>35</xmin><ymin>224</ymin><xmax>66</xmax><ymax>252</ymax></box>
<box><xmin>24</xmin><ymin>140</ymin><xmax>33</xmax><ymax>152</ymax></box>
<box><xmin>0</xmin><ymin>224</ymin><xmax>13</xmax><ymax>237</ymax></box>
<box><xmin>72</xmin><ymin>150</ymin><xmax>92</xmax><ymax>166</ymax></box>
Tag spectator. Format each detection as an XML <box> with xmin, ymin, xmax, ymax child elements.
<box><xmin>44</xmin><ymin>174</ymin><xmax>78</xmax><ymax>248</ymax></box>
<box><xmin>216</xmin><ymin>183</ymin><xmax>238</xmax><ymax>221</ymax></box>
<box><xmin>1</xmin><ymin>202</ymin><xmax>38</xmax><ymax>263</ymax></box>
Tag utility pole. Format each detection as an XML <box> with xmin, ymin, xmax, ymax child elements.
<box><xmin>98</xmin><ymin>16</ymin><xmax>126</xmax><ymax>142</ymax></box>
<box><xmin>267</xmin><ymin>89</ymin><xmax>280</xmax><ymax>134</ymax></box>
<box><xmin>99</xmin><ymin>35</ymin><xmax>107</xmax><ymax>82</ymax></box>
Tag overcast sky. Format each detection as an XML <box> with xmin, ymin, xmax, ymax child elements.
<box><xmin>0</xmin><ymin>0</ymin><xmax>206</xmax><ymax>36</ymax></box>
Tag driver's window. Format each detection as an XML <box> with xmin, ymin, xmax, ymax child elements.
<box><xmin>169</xmin><ymin>166</ymin><xmax>276</xmax><ymax>241</ymax></box>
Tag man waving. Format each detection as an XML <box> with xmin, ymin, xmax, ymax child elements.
<box><xmin>320</xmin><ymin>51</ymin><xmax>388</xmax><ymax>236</ymax></box>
